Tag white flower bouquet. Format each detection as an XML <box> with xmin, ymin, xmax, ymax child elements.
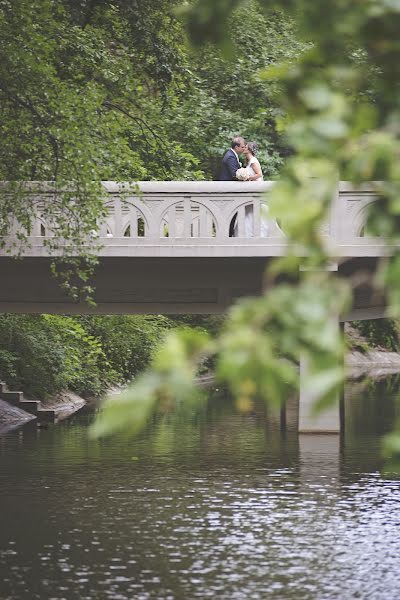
<box><xmin>235</xmin><ymin>167</ymin><xmax>249</xmax><ymax>181</ymax></box>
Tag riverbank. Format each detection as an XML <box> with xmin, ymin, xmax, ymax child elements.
<box><xmin>41</xmin><ymin>391</ymin><xmax>87</xmax><ymax>420</ymax></box>
<box><xmin>345</xmin><ymin>321</ymin><xmax>400</xmax><ymax>377</ymax></box>
<box><xmin>0</xmin><ymin>390</ymin><xmax>86</xmax><ymax>434</ymax></box>
<box><xmin>0</xmin><ymin>399</ymin><xmax>35</xmax><ymax>434</ymax></box>
<box><xmin>346</xmin><ymin>350</ymin><xmax>400</xmax><ymax>379</ymax></box>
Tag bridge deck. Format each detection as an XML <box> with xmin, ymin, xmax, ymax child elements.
<box><xmin>0</xmin><ymin>181</ymin><xmax>389</xmax><ymax>316</ymax></box>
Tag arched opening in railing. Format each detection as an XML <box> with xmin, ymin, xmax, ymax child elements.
<box><xmin>123</xmin><ymin>216</ymin><xmax>145</xmax><ymax>238</ymax></box>
<box><xmin>355</xmin><ymin>203</ymin><xmax>376</xmax><ymax>238</ymax></box>
<box><xmin>103</xmin><ymin>203</ymin><xmax>147</xmax><ymax>238</ymax></box>
<box><xmin>160</xmin><ymin>200</ymin><xmax>216</xmax><ymax>238</ymax></box>
<box><xmin>228</xmin><ymin>200</ymin><xmax>270</xmax><ymax>238</ymax></box>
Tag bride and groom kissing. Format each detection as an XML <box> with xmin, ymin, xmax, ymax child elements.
<box><xmin>219</xmin><ymin>136</ymin><xmax>263</xmax><ymax>182</ymax></box>
<box><xmin>219</xmin><ymin>136</ymin><xmax>267</xmax><ymax>237</ymax></box>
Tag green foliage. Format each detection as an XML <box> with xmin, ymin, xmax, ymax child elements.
<box><xmin>352</xmin><ymin>319</ymin><xmax>400</xmax><ymax>352</ymax></box>
<box><xmin>0</xmin><ymin>0</ymin><xmax>304</xmax><ymax>193</ymax></box>
<box><xmin>383</xmin><ymin>428</ymin><xmax>400</xmax><ymax>476</ymax></box>
<box><xmin>168</xmin><ymin>315</ymin><xmax>225</xmax><ymax>374</ymax></box>
<box><xmin>0</xmin><ymin>0</ymin><xmax>200</xmax><ymax>184</ymax></box>
<box><xmin>165</xmin><ymin>1</ymin><xmax>307</xmax><ymax>178</ymax></box>
<box><xmin>0</xmin><ymin>348</ymin><xmax>17</xmax><ymax>380</ymax></box>
<box><xmin>77</xmin><ymin>315</ymin><xmax>175</xmax><ymax>382</ymax></box>
<box><xmin>0</xmin><ymin>314</ymin><xmax>116</xmax><ymax>397</ymax></box>
<box><xmin>90</xmin><ymin>327</ymin><xmax>210</xmax><ymax>438</ymax></box>
<box><xmin>0</xmin><ymin>315</ymin><xmax>68</xmax><ymax>397</ymax></box>
<box><xmin>42</xmin><ymin>314</ymin><xmax>116</xmax><ymax>397</ymax></box>
<box><xmin>0</xmin><ymin>0</ymin><xmax>204</xmax><ymax>296</ymax></box>
<box><xmin>169</xmin><ymin>315</ymin><xmax>225</xmax><ymax>336</ymax></box>
<box><xmin>217</xmin><ymin>277</ymin><xmax>349</xmax><ymax>413</ymax></box>
<box><xmin>0</xmin><ymin>314</ymin><xmax>175</xmax><ymax>399</ymax></box>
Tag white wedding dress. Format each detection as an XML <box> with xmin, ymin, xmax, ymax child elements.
<box><xmin>244</xmin><ymin>157</ymin><xmax>268</xmax><ymax>237</ymax></box>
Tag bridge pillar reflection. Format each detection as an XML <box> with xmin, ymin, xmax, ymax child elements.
<box><xmin>299</xmin><ymin>434</ymin><xmax>341</xmax><ymax>487</ymax></box>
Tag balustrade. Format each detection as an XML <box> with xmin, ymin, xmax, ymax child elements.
<box><xmin>95</xmin><ymin>182</ymin><xmax>284</xmax><ymax>242</ymax></box>
<box><xmin>0</xmin><ymin>181</ymin><xmax>382</xmax><ymax>257</ymax></box>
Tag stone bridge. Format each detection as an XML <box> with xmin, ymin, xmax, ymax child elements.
<box><xmin>0</xmin><ymin>181</ymin><xmax>389</xmax><ymax>317</ymax></box>
<box><xmin>0</xmin><ymin>180</ymin><xmax>395</xmax><ymax>433</ymax></box>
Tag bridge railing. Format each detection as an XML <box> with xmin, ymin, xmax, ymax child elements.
<box><xmin>23</xmin><ymin>181</ymin><xmax>283</xmax><ymax>244</ymax></box>
<box><xmin>98</xmin><ymin>181</ymin><xmax>284</xmax><ymax>242</ymax></box>
<box><xmin>0</xmin><ymin>181</ymin><xmax>383</xmax><ymax>256</ymax></box>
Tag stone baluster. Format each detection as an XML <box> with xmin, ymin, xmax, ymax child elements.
<box><xmin>199</xmin><ymin>204</ymin><xmax>208</xmax><ymax>237</ymax></box>
<box><xmin>129</xmin><ymin>203</ymin><xmax>138</xmax><ymax>238</ymax></box>
<box><xmin>253</xmin><ymin>197</ymin><xmax>261</xmax><ymax>238</ymax></box>
<box><xmin>237</xmin><ymin>204</ymin><xmax>246</xmax><ymax>237</ymax></box>
<box><xmin>183</xmin><ymin>196</ymin><xmax>192</xmax><ymax>238</ymax></box>
<box><xmin>113</xmin><ymin>196</ymin><xmax>122</xmax><ymax>237</ymax></box>
<box><xmin>167</xmin><ymin>204</ymin><xmax>176</xmax><ymax>238</ymax></box>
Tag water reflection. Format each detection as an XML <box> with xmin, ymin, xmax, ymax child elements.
<box><xmin>0</xmin><ymin>377</ymin><xmax>400</xmax><ymax>599</ymax></box>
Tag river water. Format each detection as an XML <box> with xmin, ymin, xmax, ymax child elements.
<box><xmin>1</xmin><ymin>377</ymin><xmax>400</xmax><ymax>600</ymax></box>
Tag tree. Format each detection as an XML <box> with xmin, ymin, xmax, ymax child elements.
<box><xmin>0</xmin><ymin>0</ymin><xmax>204</xmax><ymax>296</ymax></box>
<box><xmin>163</xmin><ymin>0</ymin><xmax>307</xmax><ymax>178</ymax></box>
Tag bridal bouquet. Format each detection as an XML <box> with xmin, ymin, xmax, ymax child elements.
<box><xmin>235</xmin><ymin>167</ymin><xmax>249</xmax><ymax>181</ymax></box>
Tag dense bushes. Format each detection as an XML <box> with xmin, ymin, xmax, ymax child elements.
<box><xmin>0</xmin><ymin>314</ymin><xmax>175</xmax><ymax>399</ymax></box>
<box><xmin>350</xmin><ymin>320</ymin><xmax>400</xmax><ymax>353</ymax></box>
<box><xmin>169</xmin><ymin>315</ymin><xmax>225</xmax><ymax>337</ymax></box>
<box><xmin>76</xmin><ymin>315</ymin><xmax>174</xmax><ymax>383</ymax></box>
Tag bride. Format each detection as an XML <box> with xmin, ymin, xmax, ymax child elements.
<box><xmin>243</xmin><ymin>141</ymin><xmax>268</xmax><ymax>237</ymax></box>
<box><xmin>244</xmin><ymin>141</ymin><xmax>263</xmax><ymax>182</ymax></box>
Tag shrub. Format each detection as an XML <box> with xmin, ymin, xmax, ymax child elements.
<box><xmin>77</xmin><ymin>315</ymin><xmax>175</xmax><ymax>383</ymax></box>
<box><xmin>351</xmin><ymin>319</ymin><xmax>400</xmax><ymax>352</ymax></box>
<box><xmin>0</xmin><ymin>314</ymin><xmax>117</xmax><ymax>398</ymax></box>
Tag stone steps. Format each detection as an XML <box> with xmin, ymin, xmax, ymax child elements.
<box><xmin>2</xmin><ymin>390</ymin><xmax>24</xmax><ymax>403</ymax></box>
<box><xmin>0</xmin><ymin>382</ymin><xmax>56</xmax><ymax>423</ymax></box>
<box><xmin>19</xmin><ymin>400</ymin><xmax>40</xmax><ymax>413</ymax></box>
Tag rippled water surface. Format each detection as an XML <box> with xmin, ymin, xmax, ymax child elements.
<box><xmin>1</xmin><ymin>378</ymin><xmax>400</xmax><ymax>599</ymax></box>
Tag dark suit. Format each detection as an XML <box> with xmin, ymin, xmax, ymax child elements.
<box><xmin>219</xmin><ymin>149</ymin><xmax>240</xmax><ymax>181</ymax></box>
<box><xmin>219</xmin><ymin>149</ymin><xmax>241</xmax><ymax>235</ymax></box>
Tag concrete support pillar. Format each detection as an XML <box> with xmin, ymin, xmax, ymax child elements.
<box><xmin>298</xmin><ymin>254</ymin><xmax>344</xmax><ymax>434</ymax></box>
<box><xmin>298</xmin><ymin>322</ymin><xmax>344</xmax><ymax>434</ymax></box>
<box><xmin>299</xmin><ymin>358</ymin><xmax>341</xmax><ymax>433</ymax></box>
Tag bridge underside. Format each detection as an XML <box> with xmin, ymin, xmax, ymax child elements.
<box><xmin>0</xmin><ymin>256</ymin><xmax>386</xmax><ymax>320</ymax></box>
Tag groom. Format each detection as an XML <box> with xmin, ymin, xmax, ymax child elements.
<box><xmin>219</xmin><ymin>136</ymin><xmax>246</xmax><ymax>181</ymax></box>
